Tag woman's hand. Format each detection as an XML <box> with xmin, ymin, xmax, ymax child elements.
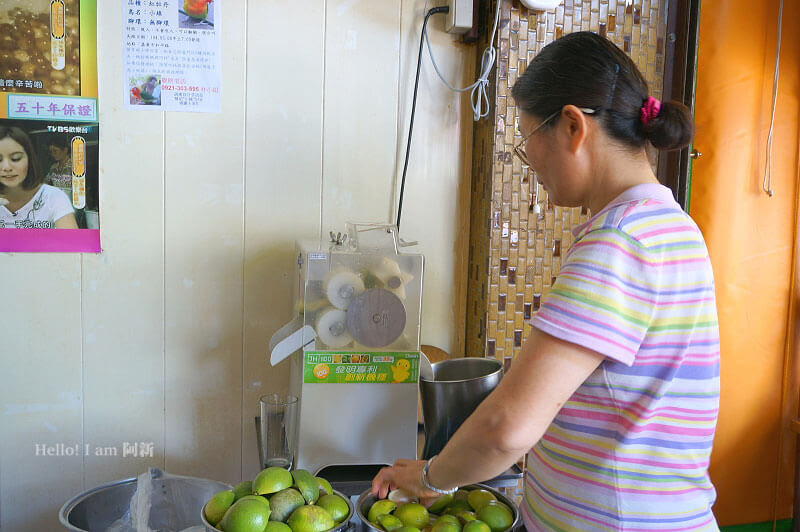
<box><xmin>371</xmin><ymin>459</ymin><xmax>439</xmax><ymax>501</ymax></box>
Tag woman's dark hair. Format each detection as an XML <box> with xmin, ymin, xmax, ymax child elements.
<box><xmin>0</xmin><ymin>125</ymin><xmax>42</xmax><ymax>192</ymax></box>
<box><xmin>511</xmin><ymin>31</ymin><xmax>693</xmax><ymax>151</ymax></box>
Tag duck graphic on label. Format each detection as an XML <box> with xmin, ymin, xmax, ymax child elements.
<box><xmin>391</xmin><ymin>359</ymin><xmax>411</xmax><ymax>383</ymax></box>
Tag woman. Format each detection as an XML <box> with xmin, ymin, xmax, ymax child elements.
<box><xmin>46</xmin><ymin>134</ymin><xmax>86</xmax><ymax>228</ymax></box>
<box><xmin>0</xmin><ymin>125</ymin><xmax>77</xmax><ymax>229</ymax></box>
<box><xmin>45</xmin><ymin>135</ymin><xmax>73</xmax><ymax>201</ymax></box>
<box><xmin>373</xmin><ymin>32</ymin><xmax>719</xmax><ymax>530</ymax></box>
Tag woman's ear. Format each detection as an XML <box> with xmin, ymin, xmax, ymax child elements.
<box><xmin>560</xmin><ymin>105</ymin><xmax>590</xmax><ymax>154</ymax></box>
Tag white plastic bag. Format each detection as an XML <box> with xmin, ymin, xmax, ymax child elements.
<box><xmin>105</xmin><ymin>468</ymin><xmax>210</xmax><ymax>532</ymax></box>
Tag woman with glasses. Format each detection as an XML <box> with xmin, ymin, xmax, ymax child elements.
<box><xmin>373</xmin><ymin>31</ymin><xmax>719</xmax><ymax>531</ymax></box>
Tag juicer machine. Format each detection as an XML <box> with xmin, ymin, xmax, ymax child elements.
<box><xmin>269</xmin><ymin>223</ymin><xmax>424</xmax><ymax>477</ymax></box>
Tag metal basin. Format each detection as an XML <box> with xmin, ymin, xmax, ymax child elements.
<box><xmin>201</xmin><ymin>489</ymin><xmax>354</xmax><ymax>532</ymax></box>
<box><xmin>356</xmin><ymin>484</ymin><xmax>520</xmax><ymax>532</ymax></box>
<box><xmin>59</xmin><ymin>469</ymin><xmax>232</xmax><ymax>531</ymax></box>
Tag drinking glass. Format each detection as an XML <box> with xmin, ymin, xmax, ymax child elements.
<box><xmin>258</xmin><ymin>394</ymin><xmax>299</xmax><ymax>469</ymax></box>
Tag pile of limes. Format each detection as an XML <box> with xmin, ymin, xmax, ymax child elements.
<box><xmin>366</xmin><ymin>488</ymin><xmax>514</xmax><ymax>532</ymax></box>
<box><xmin>203</xmin><ymin>467</ymin><xmax>349</xmax><ymax>532</ymax></box>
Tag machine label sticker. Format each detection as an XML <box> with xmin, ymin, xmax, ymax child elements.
<box><xmin>304</xmin><ymin>352</ymin><xmax>419</xmax><ymax>384</ymax></box>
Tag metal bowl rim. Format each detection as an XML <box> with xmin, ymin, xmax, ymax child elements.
<box><xmin>420</xmin><ymin>358</ymin><xmax>504</xmax><ymax>383</ymax></box>
<box><xmin>59</xmin><ymin>473</ymin><xmax>233</xmax><ymax>532</ymax></box>
<box><xmin>200</xmin><ymin>488</ymin><xmax>355</xmax><ymax>532</ymax></box>
<box><xmin>356</xmin><ymin>483</ymin><xmax>520</xmax><ymax>532</ymax></box>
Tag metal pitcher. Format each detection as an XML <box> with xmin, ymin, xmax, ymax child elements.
<box><xmin>420</xmin><ymin>357</ymin><xmax>503</xmax><ymax>459</ymax></box>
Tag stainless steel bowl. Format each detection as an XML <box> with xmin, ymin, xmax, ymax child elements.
<box><xmin>201</xmin><ymin>489</ymin><xmax>354</xmax><ymax>532</ymax></box>
<box><xmin>356</xmin><ymin>484</ymin><xmax>520</xmax><ymax>532</ymax></box>
<box><xmin>59</xmin><ymin>470</ymin><xmax>232</xmax><ymax>531</ymax></box>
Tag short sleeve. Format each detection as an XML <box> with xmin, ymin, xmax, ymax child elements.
<box><xmin>531</xmin><ymin>227</ymin><xmax>658</xmax><ymax>366</ymax></box>
<box><xmin>47</xmin><ymin>186</ymin><xmax>75</xmax><ymax>223</ymax></box>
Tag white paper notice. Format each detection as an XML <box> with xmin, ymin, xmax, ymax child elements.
<box><xmin>122</xmin><ymin>0</ymin><xmax>221</xmax><ymax>113</ymax></box>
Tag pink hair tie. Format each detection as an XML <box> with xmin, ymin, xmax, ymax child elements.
<box><xmin>640</xmin><ymin>96</ymin><xmax>661</xmax><ymax>125</ymax></box>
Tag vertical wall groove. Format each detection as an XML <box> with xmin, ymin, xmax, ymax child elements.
<box><xmin>392</xmin><ymin>0</ymin><xmax>404</xmax><ymax>224</ymax></box>
<box><xmin>319</xmin><ymin>0</ymin><xmax>328</xmax><ymax>242</ymax></box>
<box><xmin>161</xmin><ymin>110</ymin><xmax>167</xmax><ymax>472</ymax></box>
<box><xmin>240</xmin><ymin>0</ymin><xmax>249</xmax><ymax>480</ymax></box>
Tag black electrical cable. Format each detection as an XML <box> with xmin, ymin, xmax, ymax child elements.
<box><xmin>395</xmin><ymin>5</ymin><xmax>449</xmax><ymax>232</ymax></box>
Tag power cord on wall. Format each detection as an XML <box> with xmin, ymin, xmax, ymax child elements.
<box><xmin>396</xmin><ymin>6</ymin><xmax>449</xmax><ymax>231</ymax></box>
<box><xmin>424</xmin><ymin>0</ymin><xmax>503</xmax><ymax>121</ymax></box>
<box><xmin>763</xmin><ymin>0</ymin><xmax>783</xmax><ymax>197</ymax></box>
<box><xmin>396</xmin><ymin>1</ymin><xmax>503</xmax><ymax>231</ymax></box>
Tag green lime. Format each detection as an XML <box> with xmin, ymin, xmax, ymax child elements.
<box><xmin>292</xmin><ymin>469</ymin><xmax>320</xmax><ymax>504</ymax></box>
<box><xmin>217</xmin><ymin>498</ymin><xmax>271</xmax><ymax>532</ymax></box>
<box><xmin>455</xmin><ymin>511</ymin><xmax>477</xmax><ymax>524</ymax></box>
<box><xmin>443</xmin><ymin>500</ymin><xmax>472</xmax><ymax>516</ymax></box>
<box><xmin>368</xmin><ymin>499</ymin><xmax>397</xmax><ymax>524</ymax></box>
<box><xmin>432</xmin><ymin>522</ymin><xmax>461</xmax><ymax>532</ymax></box>
<box><xmin>394</xmin><ymin>503</ymin><xmax>430</xmax><ymax>529</ymax></box>
<box><xmin>203</xmin><ymin>490</ymin><xmax>235</xmax><ymax>526</ymax></box>
<box><xmin>427</xmin><ymin>494</ymin><xmax>454</xmax><ymax>514</ymax></box>
<box><xmin>238</xmin><ymin>494</ymin><xmax>270</xmax><ymax>513</ymax></box>
<box><xmin>453</xmin><ymin>489</ymin><xmax>470</xmax><ymax>502</ymax></box>
<box><xmin>316</xmin><ymin>476</ymin><xmax>334</xmax><ymax>496</ymax></box>
<box><xmin>433</xmin><ymin>515</ymin><xmax>460</xmax><ymax>528</ymax></box>
<box><xmin>377</xmin><ymin>513</ymin><xmax>404</xmax><ymax>532</ymax></box>
<box><xmin>269</xmin><ymin>488</ymin><xmax>305</xmax><ymax>522</ymax></box>
<box><xmin>466</xmin><ymin>490</ymin><xmax>496</xmax><ymax>512</ymax></box>
<box><xmin>233</xmin><ymin>481</ymin><xmax>253</xmax><ymax>501</ymax></box>
<box><xmin>264</xmin><ymin>522</ymin><xmax>293</xmax><ymax>532</ymax></box>
<box><xmin>462</xmin><ymin>520</ymin><xmax>491</xmax><ymax>532</ymax></box>
<box><xmin>476</xmin><ymin>503</ymin><xmax>513</xmax><ymax>532</ymax></box>
<box><xmin>317</xmin><ymin>493</ymin><xmax>350</xmax><ymax>522</ymax></box>
<box><xmin>287</xmin><ymin>504</ymin><xmax>336</xmax><ymax>532</ymax></box>
<box><xmin>253</xmin><ymin>467</ymin><xmax>293</xmax><ymax>495</ymax></box>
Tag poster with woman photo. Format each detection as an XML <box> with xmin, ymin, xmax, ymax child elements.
<box><xmin>0</xmin><ymin>0</ymin><xmax>98</xmax><ymax>252</ymax></box>
<box><xmin>0</xmin><ymin>118</ymin><xmax>100</xmax><ymax>252</ymax></box>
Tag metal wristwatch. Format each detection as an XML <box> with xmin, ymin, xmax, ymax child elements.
<box><xmin>421</xmin><ymin>455</ymin><xmax>458</xmax><ymax>495</ymax></box>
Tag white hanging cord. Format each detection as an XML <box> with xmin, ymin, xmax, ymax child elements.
<box><xmin>422</xmin><ymin>0</ymin><xmax>503</xmax><ymax>120</ymax></box>
<box><xmin>763</xmin><ymin>0</ymin><xmax>783</xmax><ymax>197</ymax></box>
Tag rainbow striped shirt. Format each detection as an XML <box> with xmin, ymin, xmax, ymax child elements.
<box><xmin>525</xmin><ymin>184</ymin><xmax>720</xmax><ymax>531</ymax></box>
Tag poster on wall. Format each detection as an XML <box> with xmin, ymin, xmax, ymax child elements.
<box><xmin>122</xmin><ymin>0</ymin><xmax>222</xmax><ymax>113</ymax></box>
<box><xmin>0</xmin><ymin>0</ymin><xmax>100</xmax><ymax>253</ymax></box>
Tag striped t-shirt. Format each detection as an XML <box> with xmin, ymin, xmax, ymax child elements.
<box><xmin>524</xmin><ymin>184</ymin><xmax>720</xmax><ymax>531</ymax></box>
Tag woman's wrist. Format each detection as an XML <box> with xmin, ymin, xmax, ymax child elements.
<box><xmin>421</xmin><ymin>455</ymin><xmax>457</xmax><ymax>495</ymax></box>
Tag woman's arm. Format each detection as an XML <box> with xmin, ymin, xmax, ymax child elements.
<box><xmin>55</xmin><ymin>212</ymin><xmax>78</xmax><ymax>229</ymax></box>
<box><xmin>372</xmin><ymin>327</ymin><xmax>604</xmax><ymax>499</ymax></box>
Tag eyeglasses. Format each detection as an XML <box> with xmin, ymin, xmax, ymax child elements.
<box><xmin>513</xmin><ymin>107</ymin><xmax>597</xmax><ymax>167</ymax></box>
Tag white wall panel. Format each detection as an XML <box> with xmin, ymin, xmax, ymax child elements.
<box><xmin>163</xmin><ymin>0</ymin><xmax>247</xmax><ymax>486</ymax></box>
<box><xmin>241</xmin><ymin>0</ymin><xmax>326</xmax><ymax>479</ymax></box>
<box><xmin>321</xmin><ymin>0</ymin><xmax>402</xmax><ymax>231</ymax></box>
<box><xmin>0</xmin><ymin>255</ymin><xmax>82</xmax><ymax>530</ymax></box>
<box><xmin>81</xmin><ymin>0</ymin><xmax>167</xmax><ymax>490</ymax></box>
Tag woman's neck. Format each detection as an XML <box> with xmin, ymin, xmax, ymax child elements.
<box><xmin>2</xmin><ymin>184</ymin><xmax>40</xmax><ymax>212</ymax></box>
<box><xmin>586</xmin><ymin>147</ymin><xmax>659</xmax><ymax>215</ymax></box>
